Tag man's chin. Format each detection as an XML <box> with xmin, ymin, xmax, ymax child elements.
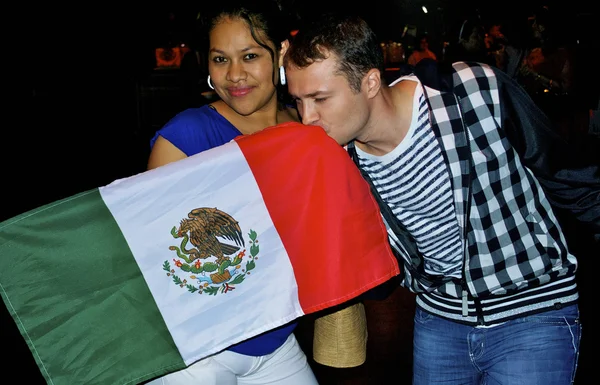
<box><xmin>330</xmin><ymin>135</ymin><xmax>347</xmax><ymax>147</ymax></box>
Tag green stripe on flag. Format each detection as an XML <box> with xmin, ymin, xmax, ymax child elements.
<box><xmin>0</xmin><ymin>189</ymin><xmax>186</xmax><ymax>385</ymax></box>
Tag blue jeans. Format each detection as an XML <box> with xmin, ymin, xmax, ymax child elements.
<box><xmin>413</xmin><ymin>305</ymin><xmax>581</xmax><ymax>385</ymax></box>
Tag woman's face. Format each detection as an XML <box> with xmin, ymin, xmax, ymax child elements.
<box><xmin>208</xmin><ymin>17</ymin><xmax>279</xmax><ymax>116</ymax></box>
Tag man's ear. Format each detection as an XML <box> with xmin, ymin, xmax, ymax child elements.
<box><xmin>278</xmin><ymin>39</ymin><xmax>290</xmax><ymax>67</ymax></box>
<box><xmin>364</xmin><ymin>69</ymin><xmax>382</xmax><ymax>99</ymax></box>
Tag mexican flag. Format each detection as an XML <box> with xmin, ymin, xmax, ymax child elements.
<box><xmin>0</xmin><ymin>122</ymin><xmax>399</xmax><ymax>385</ymax></box>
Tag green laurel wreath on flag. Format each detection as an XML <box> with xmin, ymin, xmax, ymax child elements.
<box><xmin>164</xmin><ymin>229</ymin><xmax>259</xmax><ymax>295</ymax></box>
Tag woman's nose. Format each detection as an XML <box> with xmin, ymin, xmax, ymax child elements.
<box><xmin>227</xmin><ymin>62</ymin><xmax>247</xmax><ymax>82</ymax></box>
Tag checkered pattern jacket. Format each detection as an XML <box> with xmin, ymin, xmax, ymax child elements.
<box><xmin>374</xmin><ymin>61</ymin><xmax>599</xmax><ymax>325</ymax></box>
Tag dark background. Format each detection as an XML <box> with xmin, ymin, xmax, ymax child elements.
<box><xmin>2</xmin><ymin>1</ymin><xmax>597</xmax><ymax>383</ymax></box>
<box><xmin>3</xmin><ymin>0</ymin><xmax>596</xmax><ymax>220</ymax></box>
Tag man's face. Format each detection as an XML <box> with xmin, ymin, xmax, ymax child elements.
<box><xmin>286</xmin><ymin>53</ymin><xmax>370</xmax><ymax>146</ymax></box>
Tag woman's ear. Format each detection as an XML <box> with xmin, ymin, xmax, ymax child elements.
<box><xmin>278</xmin><ymin>39</ymin><xmax>290</xmax><ymax>67</ymax></box>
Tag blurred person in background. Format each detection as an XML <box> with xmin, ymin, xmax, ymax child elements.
<box><xmin>407</xmin><ymin>33</ymin><xmax>437</xmax><ymax>67</ymax></box>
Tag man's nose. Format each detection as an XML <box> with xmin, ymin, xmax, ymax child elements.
<box><xmin>300</xmin><ymin>105</ymin><xmax>319</xmax><ymax>126</ymax></box>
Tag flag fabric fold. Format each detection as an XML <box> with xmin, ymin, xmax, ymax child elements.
<box><xmin>0</xmin><ymin>122</ymin><xmax>399</xmax><ymax>385</ymax></box>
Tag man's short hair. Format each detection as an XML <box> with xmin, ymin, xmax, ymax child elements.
<box><xmin>285</xmin><ymin>12</ymin><xmax>385</xmax><ymax>93</ymax></box>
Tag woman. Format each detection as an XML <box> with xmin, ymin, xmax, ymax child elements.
<box><xmin>145</xmin><ymin>2</ymin><xmax>317</xmax><ymax>384</ymax></box>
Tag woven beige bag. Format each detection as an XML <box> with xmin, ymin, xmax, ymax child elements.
<box><xmin>312</xmin><ymin>302</ymin><xmax>368</xmax><ymax>368</ymax></box>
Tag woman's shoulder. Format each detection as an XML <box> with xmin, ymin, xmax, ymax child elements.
<box><xmin>151</xmin><ymin>104</ymin><xmax>239</xmax><ymax>155</ymax></box>
<box><xmin>154</xmin><ymin>106</ymin><xmax>211</xmax><ymax>142</ymax></box>
<box><xmin>167</xmin><ymin>105</ymin><xmax>221</xmax><ymax>125</ymax></box>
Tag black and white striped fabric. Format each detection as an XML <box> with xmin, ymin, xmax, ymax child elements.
<box><xmin>355</xmin><ymin>62</ymin><xmax>578</xmax><ymax>326</ymax></box>
<box><xmin>355</xmin><ymin>79</ymin><xmax>463</xmax><ymax>281</ymax></box>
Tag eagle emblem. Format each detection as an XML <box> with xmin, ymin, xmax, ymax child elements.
<box><xmin>165</xmin><ymin>207</ymin><xmax>259</xmax><ymax>295</ymax></box>
<box><xmin>176</xmin><ymin>207</ymin><xmax>244</xmax><ymax>265</ymax></box>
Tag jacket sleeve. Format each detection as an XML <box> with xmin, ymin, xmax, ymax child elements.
<box><xmin>494</xmin><ymin>67</ymin><xmax>600</xmax><ymax>242</ymax></box>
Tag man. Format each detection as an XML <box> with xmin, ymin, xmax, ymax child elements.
<box><xmin>284</xmin><ymin>12</ymin><xmax>599</xmax><ymax>385</ymax></box>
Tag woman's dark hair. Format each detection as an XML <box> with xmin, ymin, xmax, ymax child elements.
<box><xmin>200</xmin><ymin>1</ymin><xmax>297</xmax><ymax>107</ymax></box>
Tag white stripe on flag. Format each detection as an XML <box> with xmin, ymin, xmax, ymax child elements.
<box><xmin>99</xmin><ymin>141</ymin><xmax>302</xmax><ymax>365</ymax></box>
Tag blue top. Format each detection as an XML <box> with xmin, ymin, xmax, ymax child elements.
<box><xmin>150</xmin><ymin>104</ymin><xmax>297</xmax><ymax>356</ymax></box>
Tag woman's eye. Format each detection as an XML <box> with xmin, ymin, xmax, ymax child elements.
<box><xmin>212</xmin><ymin>57</ymin><xmax>227</xmax><ymax>63</ymax></box>
<box><xmin>315</xmin><ymin>98</ymin><xmax>326</xmax><ymax>103</ymax></box>
<box><xmin>244</xmin><ymin>53</ymin><xmax>259</xmax><ymax>60</ymax></box>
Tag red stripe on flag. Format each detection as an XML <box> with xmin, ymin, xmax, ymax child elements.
<box><xmin>235</xmin><ymin>123</ymin><xmax>400</xmax><ymax>313</ymax></box>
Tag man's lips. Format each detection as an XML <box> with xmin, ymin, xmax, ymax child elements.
<box><xmin>228</xmin><ymin>87</ymin><xmax>253</xmax><ymax>97</ymax></box>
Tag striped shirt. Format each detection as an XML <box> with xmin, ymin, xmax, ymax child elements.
<box><xmin>356</xmin><ymin>77</ymin><xmax>463</xmax><ymax>279</ymax></box>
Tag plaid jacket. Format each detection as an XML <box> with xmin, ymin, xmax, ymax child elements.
<box><xmin>375</xmin><ymin>61</ymin><xmax>599</xmax><ymax>325</ymax></box>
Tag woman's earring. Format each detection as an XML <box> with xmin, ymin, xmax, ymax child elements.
<box><xmin>207</xmin><ymin>75</ymin><xmax>215</xmax><ymax>90</ymax></box>
<box><xmin>279</xmin><ymin>66</ymin><xmax>286</xmax><ymax>86</ymax></box>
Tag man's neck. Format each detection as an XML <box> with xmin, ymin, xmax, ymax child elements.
<box><xmin>356</xmin><ymin>80</ymin><xmax>418</xmax><ymax>156</ymax></box>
